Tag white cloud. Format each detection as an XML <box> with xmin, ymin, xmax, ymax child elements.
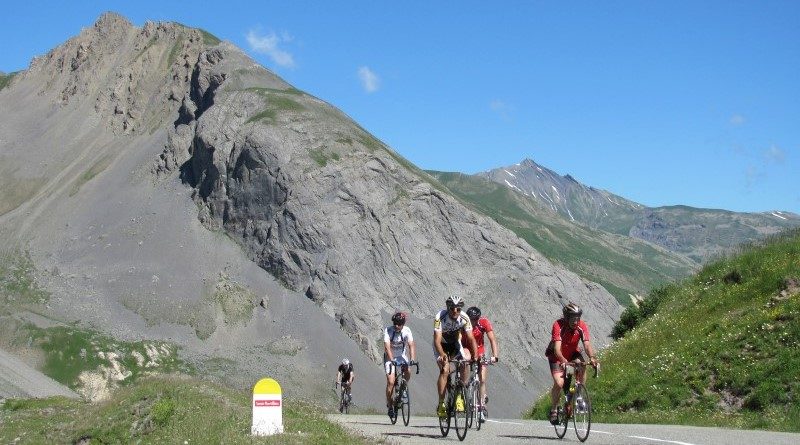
<box><xmin>489</xmin><ymin>99</ymin><xmax>513</xmax><ymax>119</ymax></box>
<box><xmin>358</xmin><ymin>66</ymin><xmax>380</xmax><ymax>93</ymax></box>
<box><xmin>246</xmin><ymin>29</ymin><xmax>296</xmax><ymax>68</ymax></box>
<box><xmin>765</xmin><ymin>145</ymin><xmax>785</xmax><ymax>163</ymax></box>
<box><xmin>730</xmin><ymin>114</ymin><xmax>745</xmax><ymax>126</ymax></box>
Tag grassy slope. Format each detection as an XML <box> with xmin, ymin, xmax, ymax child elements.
<box><xmin>0</xmin><ymin>376</ymin><xmax>373</xmax><ymax>444</ymax></box>
<box><xmin>429</xmin><ymin>171</ymin><xmax>696</xmax><ymax>304</ymax></box>
<box><xmin>530</xmin><ymin>229</ymin><xmax>800</xmax><ymax>431</ymax></box>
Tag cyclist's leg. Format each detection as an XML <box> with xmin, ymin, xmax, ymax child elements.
<box><xmin>385</xmin><ymin>361</ymin><xmax>396</xmax><ymax>407</ymax></box>
<box><xmin>437</xmin><ymin>343</ymin><xmax>456</xmax><ymax>402</ymax></box>
<box><xmin>549</xmin><ymin>360</ymin><xmax>564</xmax><ymax>418</ymax></box>
<box><xmin>479</xmin><ymin>358</ymin><xmax>488</xmax><ymax>404</ymax></box>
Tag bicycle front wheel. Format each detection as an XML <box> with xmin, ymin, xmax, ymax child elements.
<box><xmin>554</xmin><ymin>390</ymin><xmax>568</xmax><ymax>439</ymax></box>
<box><xmin>401</xmin><ymin>386</ymin><xmax>411</xmax><ymax>426</ymax></box>
<box><xmin>572</xmin><ymin>384</ymin><xmax>592</xmax><ymax>442</ymax></box>
<box><xmin>439</xmin><ymin>387</ymin><xmax>451</xmax><ymax>437</ymax></box>
<box><xmin>453</xmin><ymin>386</ymin><xmax>468</xmax><ymax>441</ymax></box>
<box><xmin>389</xmin><ymin>385</ymin><xmax>399</xmax><ymax>424</ymax></box>
<box><xmin>467</xmin><ymin>383</ymin><xmax>478</xmax><ymax>429</ymax></box>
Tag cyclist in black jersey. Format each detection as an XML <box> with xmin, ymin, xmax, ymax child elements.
<box><xmin>336</xmin><ymin>358</ymin><xmax>355</xmax><ymax>408</ymax></box>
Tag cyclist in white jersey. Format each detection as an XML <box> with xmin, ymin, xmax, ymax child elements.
<box><xmin>433</xmin><ymin>295</ymin><xmax>477</xmax><ymax>417</ymax></box>
<box><xmin>384</xmin><ymin>311</ymin><xmax>417</xmax><ymax>417</ymax></box>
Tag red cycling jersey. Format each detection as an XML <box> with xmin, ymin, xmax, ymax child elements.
<box><xmin>548</xmin><ymin>318</ymin><xmax>590</xmax><ymax>362</ymax></box>
<box><xmin>460</xmin><ymin>316</ymin><xmax>493</xmax><ymax>356</ymax></box>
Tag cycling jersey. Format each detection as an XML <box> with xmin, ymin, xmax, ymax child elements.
<box><xmin>338</xmin><ymin>363</ymin><xmax>354</xmax><ymax>382</ymax></box>
<box><xmin>460</xmin><ymin>316</ymin><xmax>493</xmax><ymax>356</ymax></box>
<box><xmin>433</xmin><ymin>309</ymin><xmax>472</xmax><ymax>344</ymax></box>
<box><xmin>547</xmin><ymin>318</ymin><xmax>590</xmax><ymax>362</ymax></box>
<box><xmin>383</xmin><ymin>325</ymin><xmax>413</xmax><ymax>362</ymax></box>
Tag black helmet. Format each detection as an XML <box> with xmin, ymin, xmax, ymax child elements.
<box><xmin>466</xmin><ymin>306</ymin><xmax>481</xmax><ymax>320</ymax></box>
<box><xmin>563</xmin><ymin>303</ymin><xmax>583</xmax><ymax>318</ymax></box>
<box><xmin>391</xmin><ymin>312</ymin><xmax>407</xmax><ymax>325</ymax></box>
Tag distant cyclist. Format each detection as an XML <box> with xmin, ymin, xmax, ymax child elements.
<box><xmin>545</xmin><ymin>303</ymin><xmax>598</xmax><ymax>424</ymax></box>
<box><xmin>383</xmin><ymin>311</ymin><xmax>417</xmax><ymax>418</ymax></box>
<box><xmin>462</xmin><ymin>306</ymin><xmax>498</xmax><ymax>420</ymax></box>
<box><xmin>434</xmin><ymin>295</ymin><xmax>478</xmax><ymax>417</ymax></box>
<box><xmin>336</xmin><ymin>358</ymin><xmax>355</xmax><ymax>410</ymax></box>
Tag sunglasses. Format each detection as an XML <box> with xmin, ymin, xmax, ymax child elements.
<box><xmin>447</xmin><ymin>305</ymin><xmax>463</xmax><ymax>312</ymax></box>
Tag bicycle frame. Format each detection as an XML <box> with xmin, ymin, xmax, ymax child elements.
<box><xmin>554</xmin><ymin>361</ymin><xmax>598</xmax><ymax>442</ymax></box>
<box><xmin>388</xmin><ymin>360</ymin><xmax>418</xmax><ymax>425</ymax></box>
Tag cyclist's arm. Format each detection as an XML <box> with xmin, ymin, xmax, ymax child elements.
<box><xmin>409</xmin><ymin>339</ymin><xmax>417</xmax><ymax>362</ymax></box>
<box><xmin>433</xmin><ymin>329</ymin><xmax>446</xmax><ymax>360</ymax></box>
<box><xmin>384</xmin><ymin>339</ymin><xmax>394</xmax><ymax>362</ymax></box>
<box><xmin>335</xmin><ymin>370</ymin><xmax>342</xmax><ymax>385</ymax></box>
<box><xmin>583</xmin><ymin>339</ymin><xmax>598</xmax><ymax>366</ymax></box>
<box><xmin>487</xmin><ymin>329</ymin><xmax>499</xmax><ymax>361</ymax></box>
<box><xmin>463</xmin><ymin>327</ymin><xmax>478</xmax><ymax>360</ymax></box>
<box><xmin>553</xmin><ymin>340</ymin><xmax>567</xmax><ymax>363</ymax></box>
<box><xmin>349</xmin><ymin>371</ymin><xmax>355</xmax><ymax>385</ymax></box>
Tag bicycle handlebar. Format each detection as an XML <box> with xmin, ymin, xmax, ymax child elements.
<box><xmin>563</xmin><ymin>360</ymin><xmax>600</xmax><ymax>378</ymax></box>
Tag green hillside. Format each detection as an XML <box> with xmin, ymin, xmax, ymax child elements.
<box><xmin>530</xmin><ymin>229</ymin><xmax>800</xmax><ymax>431</ymax></box>
<box><xmin>429</xmin><ymin>171</ymin><xmax>696</xmax><ymax>304</ymax></box>
<box><xmin>0</xmin><ymin>376</ymin><xmax>370</xmax><ymax>444</ymax></box>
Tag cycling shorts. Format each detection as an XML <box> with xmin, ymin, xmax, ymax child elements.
<box><xmin>385</xmin><ymin>357</ymin><xmax>409</xmax><ymax>375</ymax></box>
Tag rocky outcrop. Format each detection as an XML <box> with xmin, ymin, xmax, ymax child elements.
<box><xmin>156</xmin><ymin>43</ymin><xmax>622</xmax><ymax>371</ymax></box>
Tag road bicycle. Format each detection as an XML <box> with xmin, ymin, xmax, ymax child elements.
<box><xmin>466</xmin><ymin>356</ymin><xmax>494</xmax><ymax>430</ymax></box>
<box><xmin>553</xmin><ymin>361</ymin><xmax>598</xmax><ymax>442</ymax></box>
<box><xmin>336</xmin><ymin>382</ymin><xmax>352</xmax><ymax>414</ymax></box>
<box><xmin>438</xmin><ymin>358</ymin><xmax>472</xmax><ymax>441</ymax></box>
<box><xmin>388</xmin><ymin>360</ymin><xmax>419</xmax><ymax>425</ymax></box>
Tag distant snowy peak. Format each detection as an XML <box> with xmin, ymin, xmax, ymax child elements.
<box><xmin>477</xmin><ymin>157</ymin><xmax>642</xmax><ymax>226</ymax></box>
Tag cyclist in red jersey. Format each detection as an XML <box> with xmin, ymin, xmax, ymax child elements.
<box><xmin>545</xmin><ymin>303</ymin><xmax>598</xmax><ymax>424</ymax></box>
<box><xmin>462</xmin><ymin>306</ymin><xmax>498</xmax><ymax>420</ymax></box>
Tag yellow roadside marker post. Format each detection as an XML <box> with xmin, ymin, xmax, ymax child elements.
<box><xmin>251</xmin><ymin>378</ymin><xmax>284</xmax><ymax>436</ymax></box>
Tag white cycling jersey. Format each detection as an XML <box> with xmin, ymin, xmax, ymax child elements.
<box><xmin>383</xmin><ymin>325</ymin><xmax>413</xmax><ymax>362</ymax></box>
<box><xmin>433</xmin><ymin>309</ymin><xmax>472</xmax><ymax>344</ymax></box>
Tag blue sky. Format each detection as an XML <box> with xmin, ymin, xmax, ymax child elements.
<box><xmin>2</xmin><ymin>1</ymin><xmax>798</xmax><ymax>214</ymax></box>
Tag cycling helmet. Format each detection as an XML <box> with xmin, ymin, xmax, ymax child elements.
<box><xmin>342</xmin><ymin>358</ymin><xmax>350</xmax><ymax>366</ymax></box>
<box><xmin>563</xmin><ymin>303</ymin><xmax>583</xmax><ymax>318</ymax></box>
<box><xmin>466</xmin><ymin>306</ymin><xmax>481</xmax><ymax>320</ymax></box>
<box><xmin>391</xmin><ymin>312</ymin><xmax>407</xmax><ymax>325</ymax></box>
<box><xmin>446</xmin><ymin>295</ymin><xmax>464</xmax><ymax>308</ymax></box>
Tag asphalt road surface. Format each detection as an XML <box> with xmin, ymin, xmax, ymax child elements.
<box><xmin>329</xmin><ymin>414</ymin><xmax>800</xmax><ymax>445</ymax></box>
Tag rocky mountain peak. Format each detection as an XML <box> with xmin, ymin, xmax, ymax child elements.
<box><xmin>1</xmin><ymin>13</ymin><xmax>623</xmax><ymax>415</ymax></box>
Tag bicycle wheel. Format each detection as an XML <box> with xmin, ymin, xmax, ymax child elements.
<box><xmin>401</xmin><ymin>386</ymin><xmax>411</xmax><ymax>426</ymax></box>
<box><xmin>439</xmin><ymin>387</ymin><xmax>451</xmax><ymax>437</ymax></box>
<box><xmin>554</xmin><ymin>391</ymin><xmax>568</xmax><ymax>439</ymax></box>
<box><xmin>572</xmin><ymin>384</ymin><xmax>592</xmax><ymax>442</ymax></box>
<box><xmin>467</xmin><ymin>383</ymin><xmax>478</xmax><ymax>429</ymax></box>
<box><xmin>453</xmin><ymin>385</ymin><xmax>468</xmax><ymax>441</ymax></box>
<box><xmin>389</xmin><ymin>385</ymin><xmax>399</xmax><ymax>424</ymax></box>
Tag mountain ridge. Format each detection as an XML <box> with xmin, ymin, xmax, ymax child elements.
<box><xmin>479</xmin><ymin>158</ymin><xmax>800</xmax><ymax>263</ymax></box>
<box><xmin>0</xmin><ymin>12</ymin><xmax>621</xmax><ymax>416</ymax></box>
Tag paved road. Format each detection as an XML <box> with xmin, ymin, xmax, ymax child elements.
<box><xmin>329</xmin><ymin>414</ymin><xmax>800</xmax><ymax>445</ymax></box>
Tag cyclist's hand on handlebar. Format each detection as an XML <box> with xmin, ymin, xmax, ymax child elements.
<box><xmin>491</xmin><ymin>356</ymin><xmax>498</xmax><ymax>363</ymax></box>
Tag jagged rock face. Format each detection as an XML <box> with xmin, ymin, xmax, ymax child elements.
<box><xmin>156</xmin><ymin>41</ymin><xmax>622</xmax><ymax>371</ymax></box>
<box><xmin>2</xmin><ymin>13</ymin><xmax>621</xmax><ymax>405</ymax></box>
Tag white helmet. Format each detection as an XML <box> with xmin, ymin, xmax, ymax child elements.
<box><xmin>446</xmin><ymin>295</ymin><xmax>464</xmax><ymax>308</ymax></box>
<box><xmin>342</xmin><ymin>358</ymin><xmax>350</xmax><ymax>366</ymax></box>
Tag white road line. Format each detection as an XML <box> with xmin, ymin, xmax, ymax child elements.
<box><xmin>485</xmin><ymin>419</ymin><xmax>524</xmax><ymax>425</ymax></box>
<box><xmin>628</xmin><ymin>435</ymin><xmax>698</xmax><ymax>445</ymax></box>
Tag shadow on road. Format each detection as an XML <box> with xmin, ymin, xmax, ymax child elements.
<box><xmin>384</xmin><ymin>432</ymin><xmax>447</xmax><ymax>439</ymax></box>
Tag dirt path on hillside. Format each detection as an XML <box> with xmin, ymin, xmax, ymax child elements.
<box><xmin>0</xmin><ymin>347</ymin><xmax>78</xmax><ymax>399</ymax></box>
